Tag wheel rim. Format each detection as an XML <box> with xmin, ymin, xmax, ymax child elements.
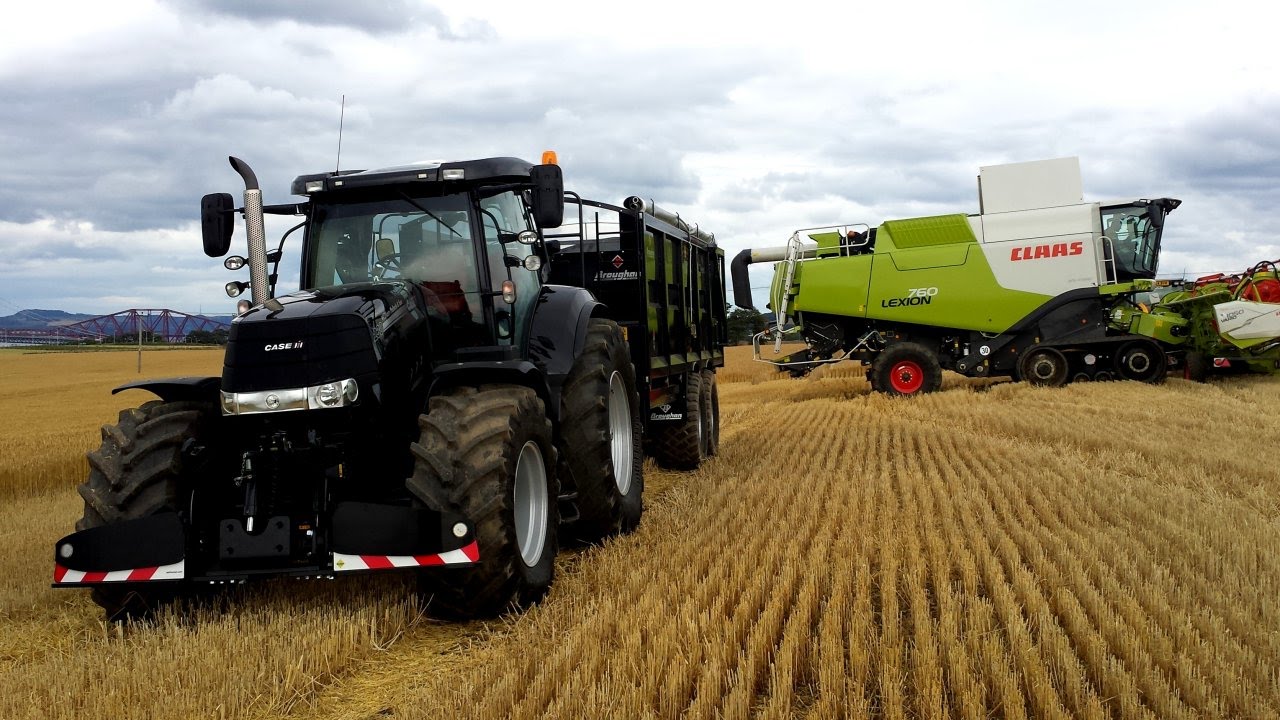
<box><xmin>890</xmin><ymin>360</ymin><xmax>924</xmax><ymax>394</ymax></box>
<box><xmin>607</xmin><ymin>371</ymin><xmax>633</xmax><ymax>495</ymax></box>
<box><xmin>512</xmin><ymin>440</ymin><xmax>549</xmax><ymax>567</ymax></box>
<box><xmin>1031</xmin><ymin>358</ymin><xmax>1057</xmax><ymax>381</ymax></box>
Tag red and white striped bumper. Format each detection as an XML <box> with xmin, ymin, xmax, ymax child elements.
<box><xmin>332</xmin><ymin>541</ymin><xmax>479</xmax><ymax>572</ymax></box>
<box><xmin>53</xmin><ymin>560</ymin><xmax>185</xmax><ymax>585</ymax></box>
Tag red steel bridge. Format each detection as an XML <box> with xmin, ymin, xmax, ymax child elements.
<box><xmin>0</xmin><ymin>309</ymin><xmax>230</xmax><ymax>346</ymax></box>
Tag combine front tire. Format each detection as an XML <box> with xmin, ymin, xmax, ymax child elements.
<box><xmin>76</xmin><ymin>400</ymin><xmax>213</xmax><ymax>621</ymax></box>
<box><xmin>650</xmin><ymin>371</ymin><xmax>705</xmax><ymax>470</ymax></box>
<box><xmin>408</xmin><ymin>386</ymin><xmax>559</xmax><ymax>619</ymax></box>
<box><xmin>558</xmin><ymin>318</ymin><xmax>644</xmax><ymax>541</ymax></box>
<box><xmin>869</xmin><ymin>343</ymin><xmax>942</xmax><ymax>396</ymax></box>
<box><xmin>1183</xmin><ymin>351</ymin><xmax>1210</xmax><ymax>383</ymax></box>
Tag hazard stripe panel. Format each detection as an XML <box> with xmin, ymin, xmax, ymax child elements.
<box><xmin>53</xmin><ymin>559</ymin><xmax>185</xmax><ymax>584</ymax></box>
<box><xmin>332</xmin><ymin>541</ymin><xmax>480</xmax><ymax>572</ymax></box>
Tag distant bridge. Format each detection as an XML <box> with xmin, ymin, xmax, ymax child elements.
<box><xmin>0</xmin><ymin>309</ymin><xmax>230</xmax><ymax>346</ymax></box>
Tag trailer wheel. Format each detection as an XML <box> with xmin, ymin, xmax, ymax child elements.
<box><xmin>700</xmin><ymin>370</ymin><xmax>720</xmax><ymax>457</ymax></box>
<box><xmin>556</xmin><ymin>318</ymin><xmax>644</xmax><ymax>541</ymax></box>
<box><xmin>1018</xmin><ymin>347</ymin><xmax>1069</xmax><ymax>387</ymax></box>
<box><xmin>869</xmin><ymin>343</ymin><xmax>942</xmax><ymax>396</ymax></box>
<box><xmin>1183</xmin><ymin>351</ymin><xmax>1210</xmax><ymax>383</ymax></box>
<box><xmin>650</xmin><ymin>371</ymin><xmax>705</xmax><ymax>470</ymax></box>
<box><xmin>408</xmin><ymin>385</ymin><xmax>558</xmax><ymax>618</ymax></box>
<box><xmin>75</xmin><ymin>400</ymin><xmax>213</xmax><ymax>621</ymax></box>
<box><xmin>1116</xmin><ymin>340</ymin><xmax>1167</xmax><ymax>383</ymax></box>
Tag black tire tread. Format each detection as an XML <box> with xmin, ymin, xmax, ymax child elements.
<box><xmin>75</xmin><ymin>400</ymin><xmax>210</xmax><ymax>621</ymax></box>
<box><xmin>650</xmin><ymin>371</ymin><xmax>704</xmax><ymax>469</ymax></box>
<box><xmin>407</xmin><ymin>385</ymin><xmax>558</xmax><ymax>618</ymax></box>
<box><xmin>557</xmin><ymin>319</ymin><xmax>644</xmax><ymax>540</ymax></box>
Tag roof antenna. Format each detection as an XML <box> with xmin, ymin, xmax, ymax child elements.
<box><xmin>335</xmin><ymin>94</ymin><xmax>346</xmax><ymax>174</ymax></box>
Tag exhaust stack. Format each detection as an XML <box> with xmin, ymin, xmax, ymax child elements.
<box><xmin>229</xmin><ymin>157</ymin><xmax>271</xmax><ymax>304</ymax></box>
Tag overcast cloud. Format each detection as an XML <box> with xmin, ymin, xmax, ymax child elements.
<box><xmin>1</xmin><ymin>0</ymin><xmax>1277</xmax><ymax>316</ymax></box>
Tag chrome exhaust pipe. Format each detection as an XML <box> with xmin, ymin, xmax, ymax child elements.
<box><xmin>229</xmin><ymin>157</ymin><xmax>271</xmax><ymax>304</ymax></box>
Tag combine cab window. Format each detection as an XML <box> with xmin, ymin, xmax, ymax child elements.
<box><xmin>1101</xmin><ymin>203</ymin><xmax>1162</xmax><ymax>281</ymax></box>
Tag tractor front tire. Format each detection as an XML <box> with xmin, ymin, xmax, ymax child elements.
<box><xmin>408</xmin><ymin>385</ymin><xmax>559</xmax><ymax>619</ymax></box>
<box><xmin>558</xmin><ymin>319</ymin><xmax>644</xmax><ymax>541</ymax></box>
<box><xmin>869</xmin><ymin>343</ymin><xmax>943</xmax><ymax>396</ymax></box>
<box><xmin>650</xmin><ymin>371</ymin><xmax>705</xmax><ymax>470</ymax></box>
<box><xmin>76</xmin><ymin>400</ymin><xmax>212</xmax><ymax>621</ymax></box>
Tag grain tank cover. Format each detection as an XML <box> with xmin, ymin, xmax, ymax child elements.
<box><xmin>978</xmin><ymin>157</ymin><xmax>1083</xmax><ymax>214</ymax></box>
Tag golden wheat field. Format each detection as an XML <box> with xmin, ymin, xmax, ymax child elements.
<box><xmin>1</xmin><ymin>345</ymin><xmax>1278</xmax><ymax>719</ymax></box>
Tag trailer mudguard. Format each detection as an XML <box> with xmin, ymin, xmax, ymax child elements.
<box><xmin>112</xmin><ymin>376</ymin><xmax>221</xmax><ymax>403</ymax></box>
<box><xmin>52</xmin><ymin>513</ymin><xmax>186</xmax><ymax>585</ymax></box>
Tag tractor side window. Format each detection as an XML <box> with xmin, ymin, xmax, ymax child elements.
<box><xmin>478</xmin><ymin>190</ymin><xmax>540</xmax><ymax>347</ymax></box>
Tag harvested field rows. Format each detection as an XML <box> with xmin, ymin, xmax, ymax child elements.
<box><xmin>1</xmin><ymin>346</ymin><xmax>1278</xmax><ymax>718</ymax></box>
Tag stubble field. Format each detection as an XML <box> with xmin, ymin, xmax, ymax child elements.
<box><xmin>1</xmin><ymin>345</ymin><xmax>1277</xmax><ymax>719</ymax></box>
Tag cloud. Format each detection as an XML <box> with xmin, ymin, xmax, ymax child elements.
<box><xmin>163</xmin><ymin>0</ymin><xmax>491</xmax><ymax>39</ymax></box>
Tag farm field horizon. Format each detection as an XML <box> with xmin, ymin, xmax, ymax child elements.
<box><xmin>1</xmin><ymin>345</ymin><xmax>1277</xmax><ymax>719</ymax></box>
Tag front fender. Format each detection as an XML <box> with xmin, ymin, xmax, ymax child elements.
<box><xmin>528</xmin><ymin>285</ymin><xmax>602</xmax><ymax>379</ymax></box>
<box><xmin>112</xmin><ymin>377</ymin><xmax>221</xmax><ymax>404</ymax></box>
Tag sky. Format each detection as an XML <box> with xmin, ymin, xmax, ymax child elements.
<box><xmin>1</xmin><ymin>0</ymin><xmax>1278</xmax><ymax>316</ymax></box>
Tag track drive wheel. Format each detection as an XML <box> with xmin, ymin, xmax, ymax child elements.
<box><xmin>76</xmin><ymin>400</ymin><xmax>215</xmax><ymax>621</ymax></box>
<box><xmin>1116</xmin><ymin>340</ymin><xmax>1168</xmax><ymax>383</ymax></box>
<box><xmin>869</xmin><ymin>342</ymin><xmax>942</xmax><ymax>396</ymax></box>
<box><xmin>651</xmin><ymin>371</ymin><xmax>705</xmax><ymax>470</ymax></box>
<box><xmin>408</xmin><ymin>385</ymin><xmax>559</xmax><ymax>619</ymax></box>
<box><xmin>558</xmin><ymin>318</ymin><xmax>644</xmax><ymax>541</ymax></box>
<box><xmin>700</xmin><ymin>370</ymin><xmax>720</xmax><ymax>457</ymax></box>
<box><xmin>1019</xmin><ymin>347</ymin><xmax>1069</xmax><ymax>387</ymax></box>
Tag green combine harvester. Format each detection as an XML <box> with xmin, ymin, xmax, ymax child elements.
<box><xmin>729</xmin><ymin>157</ymin><xmax>1280</xmax><ymax>394</ymax></box>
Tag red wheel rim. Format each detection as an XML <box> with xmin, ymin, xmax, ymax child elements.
<box><xmin>890</xmin><ymin>360</ymin><xmax>924</xmax><ymax>394</ymax></box>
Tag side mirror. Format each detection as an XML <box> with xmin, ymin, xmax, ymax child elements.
<box><xmin>529</xmin><ymin>164</ymin><xmax>564</xmax><ymax>229</ymax></box>
<box><xmin>201</xmin><ymin>193</ymin><xmax>235</xmax><ymax>257</ymax></box>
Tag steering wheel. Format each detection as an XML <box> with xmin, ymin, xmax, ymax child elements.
<box><xmin>372</xmin><ymin>253</ymin><xmax>402</xmax><ymax>280</ymax></box>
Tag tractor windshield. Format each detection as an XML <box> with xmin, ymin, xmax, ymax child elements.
<box><xmin>1101</xmin><ymin>202</ymin><xmax>1166</xmax><ymax>281</ymax></box>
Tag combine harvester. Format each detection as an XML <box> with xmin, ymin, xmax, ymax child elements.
<box><xmin>730</xmin><ymin>157</ymin><xmax>1280</xmax><ymax>394</ymax></box>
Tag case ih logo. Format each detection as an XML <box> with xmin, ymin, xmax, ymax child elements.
<box><xmin>264</xmin><ymin>341</ymin><xmax>304</xmax><ymax>351</ymax></box>
<box><xmin>611</xmin><ymin>255</ymin><xmax>625</xmax><ymax>269</ymax></box>
<box><xmin>1010</xmin><ymin>241</ymin><xmax>1084</xmax><ymax>261</ymax></box>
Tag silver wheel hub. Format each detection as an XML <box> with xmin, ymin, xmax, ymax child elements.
<box><xmin>513</xmin><ymin>440</ymin><xmax>549</xmax><ymax>567</ymax></box>
<box><xmin>607</xmin><ymin>371</ymin><xmax>633</xmax><ymax>495</ymax></box>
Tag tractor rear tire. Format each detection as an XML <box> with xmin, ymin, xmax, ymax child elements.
<box><xmin>869</xmin><ymin>343</ymin><xmax>943</xmax><ymax>396</ymax></box>
<box><xmin>650</xmin><ymin>371</ymin><xmax>705</xmax><ymax>470</ymax></box>
<box><xmin>76</xmin><ymin>400</ymin><xmax>213</xmax><ymax>622</ymax></box>
<box><xmin>700</xmin><ymin>370</ymin><xmax>720</xmax><ymax>457</ymax></box>
<box><xmin>408</xmin><ymin>385</ymin><xmax>559</xmax><ymax>619</ymax></box>
<box><xmin>558</xmin><ymin>318</ymin><xmax>644</xmax><ymax>541</ymax></box>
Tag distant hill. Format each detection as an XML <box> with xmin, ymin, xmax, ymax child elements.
<box><xmin>0</xmin><ymin>309</ymin><xmax>234</xmax><ymax>330</ymax></box>
<box><xmin>0</xmin><ymin>309</ymin><xmax>96</xmax><ymax>330</ymax></box>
